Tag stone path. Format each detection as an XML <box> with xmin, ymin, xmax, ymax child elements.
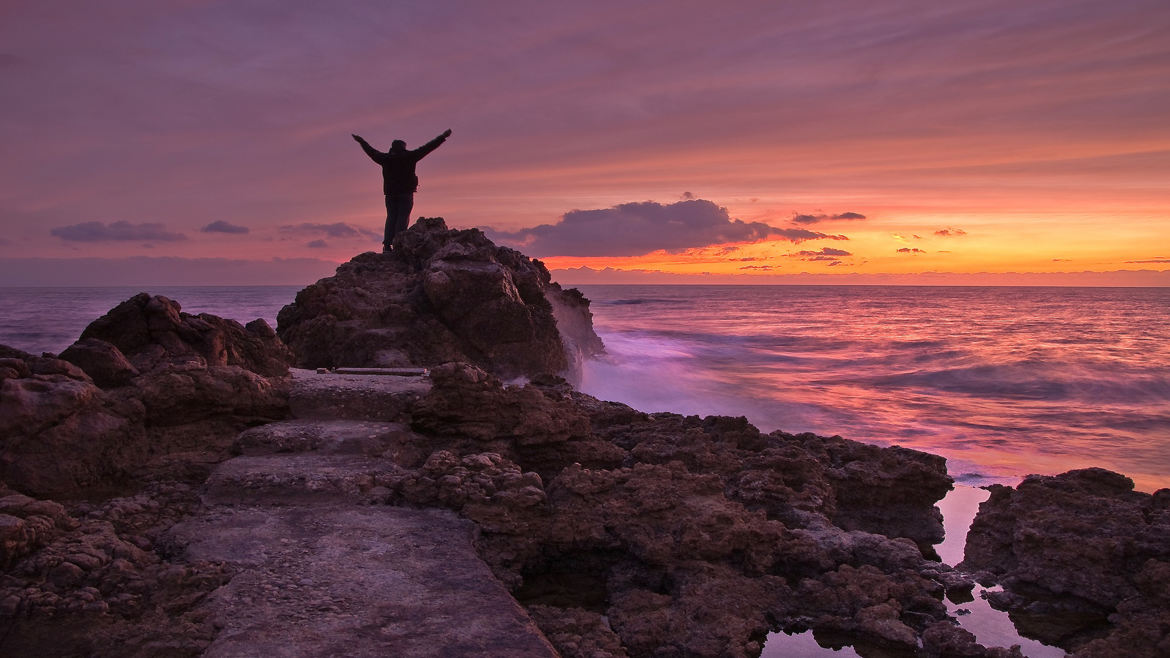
<box><xmin>166</xmin><ymin>369</ymin><xmax>558</xmax><ymax>657</ymax></box>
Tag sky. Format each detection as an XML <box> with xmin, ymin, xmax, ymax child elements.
<box><xmin>1</xmin><ymin>0</ymin><xmax>1168</xmax><ymax>286</ymax></box>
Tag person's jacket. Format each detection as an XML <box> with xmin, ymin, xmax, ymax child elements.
<box><xmin>358</xmin><ymin>133</ymin><xmax>448</xmax><ymax>194</ymax></box>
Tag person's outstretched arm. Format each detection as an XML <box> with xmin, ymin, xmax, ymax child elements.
<box><xmin>413</xmin><ymin>129</ymin><xmax>452</xmax><ymax>159</ymax></box>
<box><xmin>352</xmin><ymin>134</ymin><xmax>384</xmax><ymax>163</ymax></box>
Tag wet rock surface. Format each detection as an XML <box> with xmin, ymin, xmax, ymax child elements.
<box><xmin>276</xmin><ymin>217</ymin><xmax>603</xmax><ymax>381</ymax></box>
<box><xmin>961</xmin><ymin>468</ymin><xmax>1170</xmax><ymax>656</ymax></box>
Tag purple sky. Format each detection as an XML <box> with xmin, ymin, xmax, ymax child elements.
<box><xmin>2</xmin><ymin>0</ymin><xmax>1168</xmax><ymax>285</ymax></box>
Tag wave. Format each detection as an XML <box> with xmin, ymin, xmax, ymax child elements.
<box><xmin>858</xmin><ymin>362</ymin><xmax>1170</xmax><ymax>403</ymax></box>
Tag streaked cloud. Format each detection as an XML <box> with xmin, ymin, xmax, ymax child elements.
<box><xmin>306</xmin><ymin>239</ymin><xmax>328</xmax><ymax>248</ymax></box>
<box><xmin>280</xmin><ymin>222</ymin><xmax>380</xmax><ymax>241</ymax></box>
<box><xmin>50</xmin><ymin>221</ymin><xmax>186</xmax><ymax>242</ymax></box>
<box><xmin>791</xmin><ymin>212</ymin><xmax>867</xmax><ymax>225</ymax></box>
<box><xmin>790</xmin><ymin>247</ymin><xmax>852</xmax><ymax>258</ymax></box>
<box><xmin>491</xmin><ymin>199</ymin><xmax>847</xmax><ymax>257</ymax></box>
<box><xmin>1125</xmin><ymin>257</ymin><xmax>1170</xmax><ymax>264</ymax></box>
<box><xmin>935</xmin><ymin>228</ymin><xmax>968</xmax><ymax>237</ymax></box>
<box><xmin>897</xmin><ymin>247</ymin><xmax>927</xmax><ymax>254</ymax></box>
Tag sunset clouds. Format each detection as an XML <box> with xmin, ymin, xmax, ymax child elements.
<box><xmin>491</xmin><ymin>199</ymin><xmax>845</xmax><ymax>257</ymax></box>
<box><xmin>0</xmin><ymin>0</ymin><xmax>1167</xmax><ymax>284</ymax></box>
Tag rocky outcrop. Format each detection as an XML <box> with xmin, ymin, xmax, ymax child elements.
<box><xmin>276</xmin><ymin>217</ymin><xmax>603</xmax><ymax>381</ymax></box>
<box><xmin>368</xmin><ymin>364</ymin><xmax>960</xmax><ymax>656</ymax></box>
<box><xmin>0</xmin><ymin>295</ymin><xmax>292</xmax><ymax>499</ymax></box>
<box><xmin>960</xmin><ymin>468</ymin><xmax>1170</xmax><ymax>656</ymax></box>
<box><xmin>68</xmin><ymin>293</ymin><xmax>292</xmax><ymax>378</ymax></box>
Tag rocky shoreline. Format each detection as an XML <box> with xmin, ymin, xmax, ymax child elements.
<box><xmin>1</xmin><ymin>219</ymin><xmax>1166</xmax><ymax>657</ymax></box>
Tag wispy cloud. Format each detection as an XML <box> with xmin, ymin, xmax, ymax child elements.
<box><xmin>897</xmin><ymin>247</ymin><xmax>927</xmax><ymax>254</ymax></box>
<box><xmin>791</xmin><ymin>211</ymin><xmax>866</xmax><ymax>225</ymax></box>
<box><xmin>790</xmin><ymin>247</ymin><xmax>852</xmax><ymax>258</ymax></box>
<box><xmin>280</xmin><ymin>222</ymin><xmax>380</xmax><ymax>241</ymax></box>
<box><xmin>50</xmin><ymin>221</ymin><xmax>186</xmax><ymax>242</ymax></box>
<box><xmin>1125</xmin><ymin>257</ymin><xmax>1170</xmax><ymax>264</ymax></box>
<box><xmin>935</xmin><ymin>228</ymin><xmax>967</xmax><ymax>237</ymax></box>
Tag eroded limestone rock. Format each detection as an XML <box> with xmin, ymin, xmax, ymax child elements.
<box><xmin>960</xmin><ymin>468</ymin><xmax>1170</xmax><ymax>655</ymax></box>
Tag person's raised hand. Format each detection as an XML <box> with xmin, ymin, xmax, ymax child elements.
<box><xmin>442</xmin><ymin>129</ymin><xmax>452</xmax><ymax>138</ymax></box>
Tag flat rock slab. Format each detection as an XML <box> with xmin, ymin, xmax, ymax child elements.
<box><xmin>203</xmin><ymin>455</ymin><xmax>404</xmax><ymax>506</ymax></box>
<box><xmin>289</xmin><ymin>368</ymin><xmax>430</xmax><ymax>421</ymax></box>
<box><xmin>234</xmin><ymin>419</ymin><xmax>418</xmax><ymax>457</ymax></box>
<box><xmin>168</xmin><ymin>505</ymin><xmax>557</xmax><ymax>658</ymax></box>
<box><xmin>331</xmin><ymin>367</ymin><xmax>429</xmax><ymax>376</ymax></box>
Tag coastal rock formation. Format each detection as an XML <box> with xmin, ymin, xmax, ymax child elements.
<box><xmin>0</xmin><ymin>295</ymin><xmax>291</xmax><ymax>498</ymax></box>
<box><xmin>13</xmin><ymin>225</ymin><xmax>1154</xmax><ymax>655</ymax></box>
<box><xmin>66</xmin><ymin>292</ymin><xmax>292</xmax><ymax>379</ymax></box>
<box><xmin>370</xmin><ymin>365</ymin><xmax>960</xmax><ymax>656</ymax></box>
<box><xmin>276</xmin><ymin>217</ymin><xmax>603</xmax><ymax>380</ymax></box>
<box><xmin>960</xmin><ymin>468</ymin><xmax>1170</xmax><ymax>656</ymax></box>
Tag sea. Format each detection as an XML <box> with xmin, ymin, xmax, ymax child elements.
<box><xmin>2</xmin><ymin>283</ymin><xmax>1166</xmax><ymax>657</ymax></box>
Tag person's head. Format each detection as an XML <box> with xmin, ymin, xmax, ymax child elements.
<box><xmin>390</xmin><ymin>139</ymin><xmax>407</xmax><ymax>152</ymax></box>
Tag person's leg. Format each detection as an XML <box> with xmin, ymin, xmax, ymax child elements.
<box><xmin>393</xmin><ymin>194</ymin><xmax>414</xmax><ymax>237</ymax></box>
<box><xmin>384</xmin><ymin>194</ymin><xmax>415</xmax><ymax>250</ymax></box>
<box><xmin>383</xmin><ymin>196</ymin><xmax>395</xmax><ymax>251</ymax></box>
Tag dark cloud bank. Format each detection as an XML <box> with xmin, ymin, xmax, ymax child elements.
<box><xmin>202</xmin><ymin>220</ymin><xmax>250</xmax><ymax>234</ymax></box>
<box><xmin>491</xmin><ymin>199</ymin><xmax>846</xmax><ymax>257</ymax></box>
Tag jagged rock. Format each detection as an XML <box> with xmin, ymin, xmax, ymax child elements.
<box><xmin>72</xmin><ymin>293</ymin><xmax>292</xmax><ymax>377</ymax></box>
<box><xmin>960</xmin><ymin>468</ymin><xmax>1170</xmax><ymax>654</ymax></box>
<box><xmin>58</xmin><ymin>338</ymin><xmax>139</xmax><ymax>388</ymax></box>
<box><xmin>921</xmin><ymin>621</ymin><xmax>1025</xmax><ymax>657</ymax></box>
<box><xmin>526</xmin><ymin>605</ymin><xmax>630</xmax><ymax>658</ymax></box>
<box><xmin>1</xmin><ymin>295</ymin><xmax>292</xmax><ymax>498</ymax></box>
<box><xmin>0</xmin><ymin>484</ymin><xmax>229</xmax><ymax>656</ymax></box>
<box><xmin>276</xmin><ymin>217</ymin><xmax>603</xmax><ymax>380</ymax></box>
<box><xmin>409</xmin><ymin>363</ymin><xmax>625</xmax><ymax>479</ymax></box>
<box><xmin>0</xmin><ymin>487</ymin><xmax>77</xmax><ymax>569</ymax></box>
<box><xmin>0</xmin><ymin>348</ymin><xmax>145</xmax><ymax>498</ymax></box>
<box><xmin>584</xmin><ymin>409</ymin><xmax>951</xmax><ymax>549</ymax></box>
<box><xmin>412</xmin><ymin>363</ymin><xmax>590</xmax><ymax>444</ymax></box>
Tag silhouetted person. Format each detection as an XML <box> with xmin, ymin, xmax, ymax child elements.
<box><xmin>353</xmin><ymin>129</ymin><xmax>452</xmax><ymax>251</ymax></box>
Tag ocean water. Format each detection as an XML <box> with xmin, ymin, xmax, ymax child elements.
<box><xmin>575</xmin><ymin>285</ymin><xmax>1170</xmax><ymax>493</ymax></box>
